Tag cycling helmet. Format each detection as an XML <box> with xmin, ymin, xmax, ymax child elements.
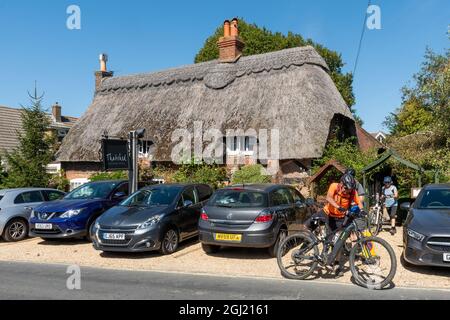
<box><xmin>345</xmin><ymin>168</ymin><xmax>356</xmax><ymax>177</ymax></box>
<box><xmin>383</xmin><ymin>176</ymin><xmax>393</xmax><ymax>184</ymax></box>
<box><xmin>340</xmin><ymin>173</ymin><xmax>356</xmax><ymax>190</ymax></box>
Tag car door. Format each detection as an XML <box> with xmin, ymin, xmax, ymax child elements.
<box><xmin>13</xmin><ymin>190</ymin><xmax>46</xmax><ymax>219</ymax></box>
<box><xmin>288</xmin><ymin>188</ymin><xmax>308</xmax><ymax>232</ymax></box>
<box><xmin>270</xmin><ymin>187</ymin><xmax>295</xmax><ymax>230</ymax></box>
<box><xmin>177</xmin><ymin>186</ymin><xmax>201</xmax><ymax>239</ymax></box>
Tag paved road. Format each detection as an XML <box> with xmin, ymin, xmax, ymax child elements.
<box><xmin>0</xmin><ymin>261</ymin><xmax>448</xmax><ymax>300</ymax></box>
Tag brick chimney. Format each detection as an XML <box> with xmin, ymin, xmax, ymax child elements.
<box><xmin>217</xmin><ymin>18</ymin><xmax>245</xmax><ymax>63</ymax></box>
<box><xmin>52</xmin><ymin>102</ymin><xmax>62</xmax><ymax>122</ymax></box>
<box><xmin>95</xmin><ymin>53</ymin><xmax>113</xmax><ymax>92</ymax></box>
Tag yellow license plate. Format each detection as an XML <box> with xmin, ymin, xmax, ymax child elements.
<box><xmin>215</xmin><ymin>233</ymin><xmax>242</xmax><ymax>242</ymax></box>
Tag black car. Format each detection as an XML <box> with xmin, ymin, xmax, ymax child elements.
<box><xmin>402</xmin><ymin>183</ymin><xmax>450</xmax><ymax>267</ymax></box>
<box><xmin>198</xmin><ymin>184</ymin><xmax>313</xmax><ymax>257</ymax></box>
<box><xmin>91</xmin><ymin>183</ymin><xmax>213</xmax><ymax>254</ymax></box>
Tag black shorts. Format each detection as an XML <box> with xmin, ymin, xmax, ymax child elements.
<box><xmin>386</xmin><ymin>205</ymin><xmax>397</xmax><ymax>219</ymax></box>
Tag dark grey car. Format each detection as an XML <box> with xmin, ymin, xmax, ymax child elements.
<box><xmin>91</xmin><ymin>183</ymin><xmax>213</xmax><ymax>254</ymax></box>
<box><xmin>402</xmin><ymin>183</ymin><xmax>450</xmax><ymax>267</ymax></box>
<box><xmin>198</xmin><ymin>184</ymin><xmax>313</xmax><ymax>257</ymax></box>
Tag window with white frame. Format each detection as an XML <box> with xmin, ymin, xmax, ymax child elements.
<box><xmin>138</xmin><ymin>140</ymin><xmax>153</xmax><ymax>157</ymax></box>
<box><xmin>227</xmin><ymin>136</ymin><xmax>256</xmax><ymax>155</ymax></box>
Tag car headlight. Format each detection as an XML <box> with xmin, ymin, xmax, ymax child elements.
<box><xmin>407</xmin><ymin>229</ymin><xmax>425</xmax><ymax>242</ymax></box>
<box><xmin>137</xmin><ymin>215</ymin><xmax>162</xmax><ymax>230</ymax></box>
<box><xmin>94</xmin><ymin>221</ymin><xmax>100</xmax><ymax>230</ymax></box>
<box><xmin>31</xmin><ymin>210</ymin><xmax>35</xmax><ymax>218</ymax></box>
<box><xmin>60</xmin><ymin>208</ymin><xmax>84</xmax><ymax>218</ymax></box>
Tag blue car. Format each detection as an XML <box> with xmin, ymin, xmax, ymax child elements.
<box><xmin>29</xmin><ymin>180</ymin><xmax>131</xmax><ymax>240</ymax></box>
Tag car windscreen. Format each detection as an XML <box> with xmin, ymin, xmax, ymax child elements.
<box><xmin>64</xmin><ymin>182</ymin><xmax>119</xmax><ymax>200</ymax></box>
<box><xmin>418</xmin><ymin>189</ymin><xmax>450</xmax><ymax>209</ymax></box>
<box><xmin>208</xmin><ymin>189</ymin><xmax>268</xmax><ymax>208</ymax></box>
<box><xmin>120</xmin><ymin>186</ymin><xmax>181</xmax><ymax>207</ymax></box>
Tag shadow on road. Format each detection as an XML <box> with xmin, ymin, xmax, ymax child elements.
<box><xmin>400</xmin><ymin>255</ymin><xmax>450</xmax><ymax>277</ymax></box>
<box><xmin>36</xmin><ymin>238</ymin><xmax>88</xmax><ymax>246</ymax></box>
<box><xmin>203</xmin><ymin>246</ymin><xmax>273</xmax><ymax>260</ymax></box>
<box><xmin>98</xmin><ymin>236</ymin><xmax>201</xmax><ymax>259</ymax></box>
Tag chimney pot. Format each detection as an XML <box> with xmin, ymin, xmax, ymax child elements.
<box><xmin>99</xmin><ymin>53</ymin><xmax>108</xmax><ymax>72</ymax></box>
<box><xmin>230</xmin><ymin>18</ymin><xmax>239</xmax><ymax>36</ymax></box>
<box><xmin>223</xmin><ymin>20</ymin><xmax>231</xmax><ymax>37</ymax></box>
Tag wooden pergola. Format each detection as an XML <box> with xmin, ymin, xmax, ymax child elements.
<box><xmin>361</xmin><ymin>149</ymin><xmax>425</xmax><ymax>191</ymax></box>
<box><xmin>308</xmin><ymin>159</ymin><xmax>347</xmax><ymax>199</ymax></box>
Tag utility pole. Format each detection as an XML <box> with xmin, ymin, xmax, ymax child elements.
<box><xmin>128</xmin><ymin>129</ymin><xmax>146</xmax><ymax>194</ymax></box>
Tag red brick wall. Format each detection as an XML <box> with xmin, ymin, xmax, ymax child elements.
<box><xmin>62</xmin><ymin>162</ymin><xmax>103</xmax><ymax>181</ymax></box>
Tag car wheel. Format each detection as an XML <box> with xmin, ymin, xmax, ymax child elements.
<box><xmin>85</xmin><ymin>220</ymin><xmax>95</xmax><ymax>242</ymax></box>
<box><xmin>268</xmin><ymin>228</ymin><xmax>287</xmax><ymax>258</ymax></box>
<box><xmin>160</xmin><ymin>229</ymin><xmax>179</xmax><ymax>255</ymax></box>
<box><xmin>202</xmin><ymin>243</ymin><xmax>220</xmax><ymax>254</ymax></box>
<box><xmin>3</xmin><ymin>218</ymin><xmax>28</xmax><ymax>242</ymax></box>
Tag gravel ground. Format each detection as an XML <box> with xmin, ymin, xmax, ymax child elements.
<box><xmin>0</xmin><ymin>226</ymin><xmax>449</xmax><ymax>289</ymax></box>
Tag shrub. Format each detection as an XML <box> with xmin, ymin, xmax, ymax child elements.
<box><xmin>172</xmin><ymin>160</ymin><xmax>227</xmax><ymax>189</ymax></box>
<box><xmin>231</xmin><ymin>164</ymin><xmax>272</xmax><ymax>184</ymax></box>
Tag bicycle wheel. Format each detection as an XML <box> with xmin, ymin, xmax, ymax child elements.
<box><xmin>368</xmin><ymin>210</ymin><xmax>381</xmax><ymax>236</ymax></box>
<box><xmin>277</xmin><ymin>232</ymin><xmax>319</xmax><ymax>280</ymax></box>
<box><xmin>349</xmin><ymin>236</ymin><xmax>397</xmax><ymax>289</ymax></box>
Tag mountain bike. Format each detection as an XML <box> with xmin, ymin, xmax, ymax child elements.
<box><xmin>277</xmin><ymin>208</ymin><xmax>397</xmax><ymax>289</ymax></box>
<box><xmin>367</xmin><ymin>193</ymin><xmax>384</xmax><ymax>236</ymax></box>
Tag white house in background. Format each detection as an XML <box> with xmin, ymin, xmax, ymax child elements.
<box><xmin>371</xmin><ymin>131</ymin><xmax>387</xmax><ymax>144</ymax></box>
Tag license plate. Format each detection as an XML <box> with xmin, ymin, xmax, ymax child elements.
<box><xmin>215</xmin><ymin>233</ymin><xmax>242</xmax><ymax>242</ymax></box>
<box><xmin>444</xmin><ymin>253</ymin><xmax>450</xmax><ymax>262</ymax></box>
<box><xmin>103</xmin><ymin>233</ymin><xmax>126</xmax><ymax>240</ymax></box>
<box><xmin>35</xmin><ymin>223</ymin><xmax>53</xmax><ymax>230</ymax></box>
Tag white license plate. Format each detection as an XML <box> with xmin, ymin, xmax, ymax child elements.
<box><xmin>443</xmin><ymin>253</ymin><xmax>450</xmax><ymax>262</ymax></box>
<box><xmin>103</xmin><ymin>233</ymin><xmax>125</xmax><ymax>240</ymax></box>
<box><xmin>35</xmin><ymin>223</ymin><xmax>53</xmax><ymax>230</ymax></box>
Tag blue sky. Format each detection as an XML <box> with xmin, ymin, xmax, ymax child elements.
<box><xmin>0</xmin><ymin>0</ymin><xmax>448</xmax><ymax>132</ymax></box>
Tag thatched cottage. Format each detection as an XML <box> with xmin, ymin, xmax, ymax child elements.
<box><xmin>57</xmin><ymin>19</ymin><xmax>363</xmax><ymax>185</ymax></box>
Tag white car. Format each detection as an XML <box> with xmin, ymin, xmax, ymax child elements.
<box><xmin>0</xmin><ymin>188</ymin><xmax>65</xmax><ymax>242</ymax></box>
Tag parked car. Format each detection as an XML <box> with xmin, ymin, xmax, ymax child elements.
<box><xmin>0</xmin><ymin>188</ymin><xmax>65</xmax><ymax>242</ymax></box>
<box><xmin>198</xmin><ymin>184</ymin><xmax>313</xmax><ymax>257</ymax></box>
<box><xmin>91</xmin><ymin>183</ymin><xmax>213</xmax><ymax>254</ymax></box>
<box><xmin>29</xmin><ymin>180</ymin><xmax>133</xmax><ymax>240</ymax></box>
<box><xmin>402</xmin><ymin>183</ymin><xmax>450</xmax><ymax>267</ymax></box>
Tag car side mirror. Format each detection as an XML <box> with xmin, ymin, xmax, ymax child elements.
<box><xmin>400</xmin><ymin>202</ymin><xmax>411</xmax><ymax>210</ymax></box>
<box><xmin>183</xmin><ymin>200</ymin><xmax>194</xmax><ymax>207</ymax></box>
<box><xmin>295</xmin><ymin>200</ymin><xmax>306</xmax><ymax>208</ymax></box>
<box><xmin>305</xmin><ymin>198</ymin><xmax>315</xmax><ymax>206</ymax></box>
<box><xmin>113</xmin><ymin>192</ymin><xmax>127</xmax><ymax>199</ymax></box>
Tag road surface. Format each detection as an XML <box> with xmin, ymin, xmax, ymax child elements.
<box><xmin>0</xmin><ymin>261</ymin><xmax>448</xmax><ymax>300</ymax></box>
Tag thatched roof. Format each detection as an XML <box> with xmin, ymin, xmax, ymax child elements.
<box><xmin>57</xmin><ymin>46</ymin><xmax>354</xmax><ymax>162</ymax></box>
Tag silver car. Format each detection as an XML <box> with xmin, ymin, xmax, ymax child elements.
<box><xmin>0</xmin><ymin>188</ymin><xmax>65</xmax><ymax>242</ymax></box>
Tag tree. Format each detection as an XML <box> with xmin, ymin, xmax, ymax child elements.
<box><xmin>3</xmin><ymin>90</ymin><xmax>56</xmax><ymax>188</ymax></box>
<box><xmin>0</xmin><ymin>156</ymin><xmax>7</xmax><ymax>187</ymax></box>
<box><xmin>384</xmin><ymin>47</ymin><xmax>450</xmax><ymax>182</ymax></box>
<box><xmin>195</xmin><ymin>19</ymin><xmax>360</xmax><ymax>123</ymax></box>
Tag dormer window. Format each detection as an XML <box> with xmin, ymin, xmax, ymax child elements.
<box><xmin>138</xmin><ymin>140</ymin><xmax>153</xmax><ymax>157</ymax></box>
<box><xmin>227</xmin><ymin>136</ymin><xmax>256</xmax><ymax>155</ymax></box>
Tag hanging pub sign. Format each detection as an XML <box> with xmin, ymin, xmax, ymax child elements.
<box><xmin>101</xmin><ymin>139</ymin><xmax>129</xmax><ymax>171</ymax></box>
